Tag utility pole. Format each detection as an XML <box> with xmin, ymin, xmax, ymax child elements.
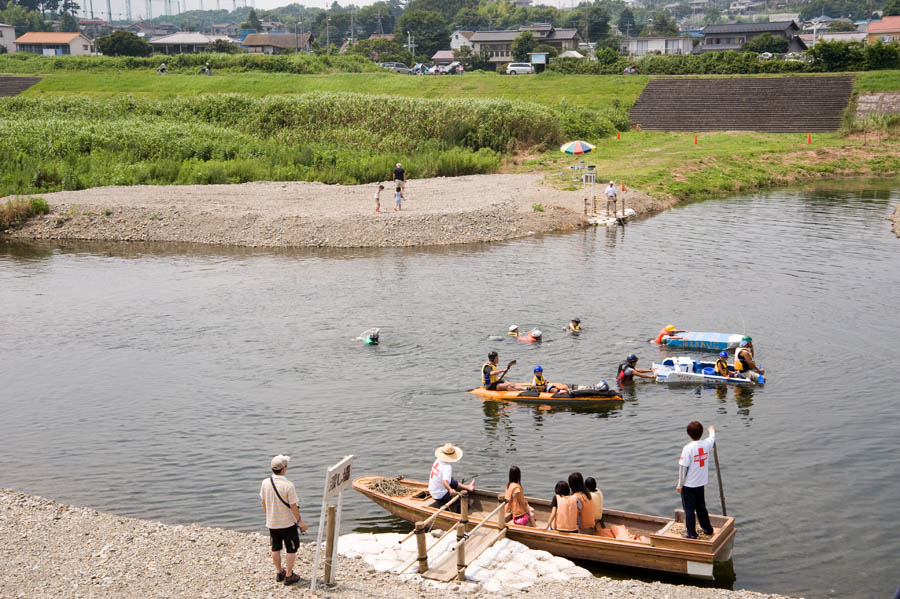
<box><xmin>326</xmin><ymin>14</ymin><xmax>330</xmax><ymax>53</ymax></box>
<box><xmin>125</xmin><ymin>0</ymin><xmax>132</xmax><ymax>22</ymax></box>
<box><xmin>146</xmin><ymin>0</ymin><xmax>151</xmax><ymax>20</ymax></box>
<box><xmin>376</xmin><ymin>7</ymin><xmax>383</xmax><ymax>35</ymax></box>
<box><xmin>89</xmin><ymin>0</ymin><xmax>94</xmax><ymax>19</ymax></box>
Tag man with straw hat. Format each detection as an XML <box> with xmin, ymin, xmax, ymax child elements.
<box><xmin>429</xmin><ymin>443</ymin><xmax>475</xmax><ymax>513</ymax></box>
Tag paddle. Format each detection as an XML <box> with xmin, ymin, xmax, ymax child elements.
<box><xmin>713</xmin><ymin>442</ymin><xmax>727</xmax><ymax>516</ymax></box>
<box><xmin>497</xmin><ymin>360</ymin><xmax>516</xmax><ymax>383</ymax></box>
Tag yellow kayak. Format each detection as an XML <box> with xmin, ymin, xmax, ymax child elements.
<box><xmin>468</xmin><ymin>385</ymin><xmax>623</xmax><ymax>405</ymax></box>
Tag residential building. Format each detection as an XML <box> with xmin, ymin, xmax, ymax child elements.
<box><xmin>78</xmin><ymin>19</ymin><xmax>107</xmax><ymax>37</ymax></box>
<box><xmin>450</xmin><ymin>30</ymin><xmax>473</xmax><ymax>51</ymax></box>
<box><xmin>149</xmin><ymin>32</ymin><xmax>235</xmax><ymax>54</ymax></box>
<box><xmin>470</xmin><ymin>23</ymin><xmax>582</xmax><ymax>69</ymax></box>
<box><xmin>368</xmin><ymin>33</ymin><xmax>395</xmax><ymax>41</ymax></box>
<box><xmin>211</xmin><ymin>22</ymin><xmax>241</xmax><ymax>36</ymax></box>
<box><xmin>127</xmin><ymin>20</ymin><xmax>179</xmax><ymax>38</ymax></box>
<box><xmin>242</xmin><ymin>32</ymin><xmax>312</xmax><ymax>54</ymax></box>
<box><xmin>695</xmin><ymin>21</ymin><xmax>806</xmax><ymax>52</ymax></box>
<box><xmin>431</xmin><ymin>49</ymin><xmax>454</xmax><ymax>65</ymax></box>
<box><xmin>800</xmin><ymin>31</ymin><xmax>866</xmax><ymax>46</ymax></box>
<box><xmin>621</xmin><ymin>36</ymin><xmax>694</xmax><ymax>56</ymax></box>
<box><xmin>259</xmin><ymin>21</ymin><xmax>286</xmax><ymax>33</ymax></box>
<box><xmin>0</xmin><ymin>23</ymin><xmax>14</xmax><ymax>53</ymax></box>
<box><xmin>14</xmin><ymin>32</ymin><xmax>93</xmax><ymax>55</ymax></box>
<box><xmin>867</xmin><ymin>16</ymin><xmax>900</xmax><ymax>43</ymax></box>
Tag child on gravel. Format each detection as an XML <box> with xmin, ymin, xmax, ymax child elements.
<box><xmin>394</xmin><ymin>185</ymin><xmax>404</xmax><ymax>211</ymax></box>
<box><xmin>374</xmin><ymin>184</ymin><xmax>384</xmax><ymax>213</ymax></box>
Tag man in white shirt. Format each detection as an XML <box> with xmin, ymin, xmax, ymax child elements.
<box><xmin>605</xmin><ymin>180</ymin><xmax>617</xmax><ymax>217</ymax></box>
<box><xmin>429</xmin><ymin>443</ymin><xmax>475</xmax><ymax>513</ymax></box>
<box><xmin>260</xmin><ymin>455</ymin><xmax>308</xmax><ymax>585</ymax></box>
<box><xmin>676</xmin><ymin>422</ymin><xmax>716</xmax><ymax>539</ymax></box>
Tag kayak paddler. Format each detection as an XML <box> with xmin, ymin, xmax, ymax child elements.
<box><xmin>566</xmin><ymin>318</ymin><xmax>582</xmax><ymax>333</ymax></box>
<box><xmin>617</xmin><ymin>354</ymin><xmax>654</xmax><ymax>383</ymax></box>
<box><xmin>531</xmin><ymin>366</ymin><xmax>567</xmax><ymax>394</ymax></box>
<box><xmin>714</xmin><ymin>351</ymin><xmax>734</xmax><ymax>378</ymax></box>
<box><xmin>482</xmin><ymin>351</ymin><xmax>526</xmax><ymax>391</ymax></box>
<box><xmin>652</xmin><ymin>324</ymin><xmax>686</xmax><ymax>344</ymax></box>
<box><xmin>734</xmin><ymin>337</ymin><xmax>764</xmax><ymax>382</ymax></box>
<box><xmin>518</xmin><ymin>328</ymin><xmax>542</xmax><ymax>343</ymax></box>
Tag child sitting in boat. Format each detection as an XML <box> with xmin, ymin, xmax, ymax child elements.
<box><xmin>530</xmin><ymin>366</ymin><xmax>567</xmax><ymax>394</ymax></box>
<box><xmin>585</xmin><ymin>476</ymin><xmax>604</xmax><ymax>532</ymax></box>
<box><xmin>504</xmin><ymin>466</ymin><xmax>535</xmax><ymax>526</ymax></box>
<box><xmin>546</xmin><ymin>481</ymin><xmax>581</xmax><ymax>533</ymax></box>
<box><xmin>568</xmin><ymin>472</ymin><xmax>595</xmax><ymax>534</ymax></box>
<box><xmin>715</xmin><ymin>351</ymin><xmax>734</xmax><ymax>378</ymax></box>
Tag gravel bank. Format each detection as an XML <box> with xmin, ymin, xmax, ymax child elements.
<box><xmin>0</xmin><ymin>489</ymin><xmax>797</xmax><ymax>599</ymax></box>
<box><xmin>1</xmin><ymin>174</ymin><xmax>666</xmax><ymax>248</ymax></box>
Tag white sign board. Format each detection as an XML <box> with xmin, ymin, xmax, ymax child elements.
<box><xmin>310</xmin><ymin>455</ymin><xmax>354</xmax><ymax>593</ymax></box>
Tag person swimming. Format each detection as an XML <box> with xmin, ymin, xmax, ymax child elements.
<box><xmin>362</xmin><ymin>328</ymin><xmax>380</xmax><ymax>345</ymax></box>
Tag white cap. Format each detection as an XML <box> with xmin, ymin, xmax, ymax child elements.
<box><xmin>609</xmin><ymin>180</ymin><xmax>615</xmax><ymax>184</ymax></box>
<box><xmin>396</xmin><ymin>163</ymin><xmax>402</xmax><ymax>168</ymax></box>
<box><xmin>271</xmin><ymin>455</ymin><xmax>290</xmax><ymax>471</ymax></box>
<box><xmin>509</xmin><ymin>325</ymin><xmax>518</xmax><ymax>332</ymax></box>
<box><xmin>532</xmin><ymin>329</ymin><xmax>542</xmax><ymax>338</ymax></box>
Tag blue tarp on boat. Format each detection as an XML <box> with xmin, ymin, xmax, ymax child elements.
<box><xmin>664</xmin><ymin>332</ymin><xmax>743</xmax><ymax>351</ymax></box>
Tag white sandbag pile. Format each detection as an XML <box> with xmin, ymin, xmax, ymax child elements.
<box><xmin>338</xmin><ymin>532</ymin><xmax>592</xmax><ymax>593</ymax></box>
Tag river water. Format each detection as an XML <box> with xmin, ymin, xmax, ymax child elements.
<box><xmin>1</xmin><ymin>183</ymin><xmax>898</xmax><ymax>598</ymax></box>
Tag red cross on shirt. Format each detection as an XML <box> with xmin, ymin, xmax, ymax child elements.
<box><xmin>694</xmin><ymin>447</ymin><xmax>708</xmax><ymax>468</ymax></box>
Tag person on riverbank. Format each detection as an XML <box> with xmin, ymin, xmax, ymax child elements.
<box><xmin>546</xmin><ymin>481</ymin><xmax>580</xmax><ymax>533</ymax></box>
<box><xmin>652</xmin><ymin>325</ymin><xmax>686</xmax><ymax>344</ymax></box>
<box><xmin>482</xmin><ymin>351</ymin><xmax>525</xmax><ymax>391</ymax></box>
<box><xmin>617</xmin><ymin>354</ymin><xmax>654</xmax><ymax>383</ymax></box>
<box><xmin>734</xmin><ymin>338</ymin><xmax>764</xmax><ymax>382</ymax></box>
<box><xmin>605</xmin><ymin>181</ymin><xmax>617</xmax><ymax>217</ymax></box>
<box><xmin>568</xmin><ymin>472</ymin><xmax>594</xmax><ymax>534</ymax></box>
<box><xmin>260</xmin><ymin>455</ymin><xmax>308</xmax><ymax>585</ymax></box>
<box><xmin>504</xmin><ymin>465</ymin><xmax>535</xmax><ymax>526</ymax></box>
<box><xmin>374</xmin><ymin>184</ymin><xmax>384</xmax><ymax>213</ymax></box>
<box><xmin>392</xmin><ymin>163</ymin><xmax>406</xmax><ymax>195</ymax></box>
<box><xmin>429</xmin><ymin>443</ymin><xmax>475</xmax><ymax>513</ymax></box>
<box><xmin>676</xmin><ymin>422</ymin><xmax>716</xmax><ymax>539</ymax></box>
<box><xmin>585</xmin><ymin>477</ymin><xmax>604</xmax><ymax>532</ymax></box>
<box><xmin>394</xmin><ymin>185</ymin><xmax>404</xmax><ymax>211</ymax></box>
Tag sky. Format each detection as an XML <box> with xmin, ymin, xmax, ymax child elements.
<box><xmin>84</xmin><ymin>0</ymin><xmax>396</xmax><ymax>21</ymax></box>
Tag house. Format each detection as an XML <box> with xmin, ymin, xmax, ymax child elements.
<box><xmin>621</xmin><ymin>36</ymin><xmax>694</xmax><ymax>56</ymax></box>
<box><xmin>14</xmin><ymin>32</ymin><xmax>93</xmax><ymax>55</ymax></box>
<box><xmin>149</xmin><ymin>32</ymin><xmax>235</xmax><ymax>54</ymax></box>
<box><xmin>695</xmin><ymin>21</ymin><xmax>806</xmax><ymax>53</ymax></box>
<box><xmin>800</xmin><ymin>31</ymin><xmax>866</xmax><ymax>46</ymax></box>
<box><xmin>0</xmin><ymin>23</ymin><xmax>15</xmax><ymax>54</ymax></box>
<box><xmin>78</xmin><ymin>19</ymin><xmax>107</xmax><ymax>37</ymax></box>
<box><xmin>450</xmin><ymin>30</ymin><xmax>473</xmax><ymax>50</ymax></box>
<box><xmin>259</xmin><ymin>21</ymin><xmax>286</xmax><ymax>33</ymax></box>
<box><xmin>211</xmin><ymin>22</ymin><xmax>240</xmax><ymax>36</ymax></box>
<box><xmin>431</xmin><ymin>49</ymin><xmax>454</xmax><ymax>65</ymax></box>
<box><xmin>242</xmin><ymin>32</ymin><xmax>312</xmax><ymax>54</ymax></box>
<box><xmin>470</xmin><ymin>23</ymin><xmax>582</xmax><ymax>69</ymax></box>
<box><xmin>127</xmin><ymin>21</ymin><xmax>178</xmax><ymax>38</ymax></box>
<box><xmin>368</xmin><ymin>33</ymin><xmax>395</xmax><ymax>41</ymax></box>
<box><xmin>867</xmin><ymin>16</ymin><xmax>900</xmax><ymax>43</ymax></box>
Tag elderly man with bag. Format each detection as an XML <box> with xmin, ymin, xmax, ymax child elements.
<box><xmin>260</xmin><ymin>454</ymin><xmax>308</xmax><ymax>586</ymax></box>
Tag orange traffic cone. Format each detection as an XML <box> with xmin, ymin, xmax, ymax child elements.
<box><xmin>807</xmin><ymin>133</ymin><xmax>811</xmax><ymax>144</ymax></box>
<box><xmin>616</xmin><ymin>131</ymin><xmax>621</xmax><ymax>140</ymax></box>
<box><xmin>694</xmin><ymin>135</ymin><xmax>698</xmax><ymax>145</ymax></box>
<box><xmin>621</xmin><ymin>182</ymin><xmax>627</xmax><ymax>191</ymax></box>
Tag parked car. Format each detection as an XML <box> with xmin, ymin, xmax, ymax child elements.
<box><xmin>410</xmin><ymin>63</ymin><xmax>430</xmax><ymax>75</ymax></box>
<box><xmin>440</xmin><ymin>61</ymin><xmax>463</xmax><ymax>75</ymax></box>
<box><xmin>379</xmin><ymin>62</ymin><xmax>410</xmax><ymax>74</ymax></box>
<box><xmin>505</xmin><ymin>62</ymin><xmax>534</xmax><ymax>75</ymax></box>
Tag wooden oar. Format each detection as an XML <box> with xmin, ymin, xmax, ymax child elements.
<box><xmin>496</xmin><ymin>360</ymin><xmax>516</xmax><ymax>382</ymax></box>
<box><xmin>713</xmin><ymin>442</ymin><xmax>727</xmax><ymax>516</ymax></box>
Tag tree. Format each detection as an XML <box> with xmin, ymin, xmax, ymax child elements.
<box><xmin>453</xmin><ymin>6</ymin><xmax>485</xmax><ymax>29</ymax></box>
<box><xmin>97</xmin><ymin>31</ymin><xmax>152</xmax><ymax>56</ymax></box>
<box><xmin>348</xmin><ymin>36</ymin><xmax>408</xmax><ymax>61</ymax></box>
<box><xmin>534</xmin><ymin>42</ymin><xmax>558</xmax><ymax>58</ymax></box>
<box><xmin>807</xmin><ymin>39</ymin><xmax>867</xmax><ymax>71</ymax></box>
<box><xmin>617</xmin><ymin>7</ymin><xmax>635</xmax><ymax>36</ymax></box>
<box><xmin>510</xmin><ymin>30</ymin><xmax>536</xmax><ymax>61</ymax></box>
<box><xmin>702</xmin><ymin>7</ymin><xmax>721</xmax><ymax>25</ymax></box>
<box><xmin>640</xmin><ymin>11</ymin><xmax>679</xmax><ymax>36</ymax></box>
<box><xmin>884</xmin><ymin>0</ymin><xmax>900</xmax><ymax>16</ymax></box>
<box><xmin>210</xmin><ymin>38</ymin><xmax>243</xmax><ymax>53</ymax></box>
<box><xmin>59</xmin><ymin>12</ymin><xmax>78</xmax><ymax>31</ymax></box>
<box><xmin>61</xmin><ymin>0</ymin><xmax>79</xmax><ymax>15</ymax></box>
<box><xmin>395</xmin><ymin>9</ymin><xmax>450</xmax><ymax>58</ymax></box>
<box><xmin>740</xmin><ymin>32</ymin><xmax>789</xmax><ymax>53</ymax></box>
<box><xmin>241</xmin><ymin>8</ymin><xmax>262</xmax><ymax>31</ymax></box>
<box><xmin>866</xmin><ymin>40</ymin><xmax>900</xmax><ymax>69</ymax></box>
<box><xmin>828</xmin><ymin>19</ymin><xmax>858</xmax><ymax>31</ymax></box>
<box><xmin>453</xmin><ymin>44</ymin><xmax>485</xmax><ymax>69</ymax></box>
<box><xmin>584</xmin><ymin>3</ymin><xmax>611</xmax><ymax>42</ymax></box>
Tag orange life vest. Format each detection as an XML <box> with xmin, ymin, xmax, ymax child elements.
<box><xmin>577</xmin><ymin>491</ymin><xmax>594</xmax><ymax>530</ymax></box>
<box><xmin>555</xmin><ymin>495</ymin><xmax>579</xmax><ymax>532</ymax></box>
<box><xmin>505</xmin><ymin>483</ymin><xmax>528</xmax><ymax>518</ymax></box>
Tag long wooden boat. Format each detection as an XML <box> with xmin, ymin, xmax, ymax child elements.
<box><xmin>353</xmin><ymin>475</ymin><xmax>736</xmax><ymax>581</ymax></box>
<box><xmin>469</xmin><ymin>385</ymin><xmax>623</xmax><ymax>406</ymax></box>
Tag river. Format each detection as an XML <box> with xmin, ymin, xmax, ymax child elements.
<box><xmin>1</xmin><ymin>183</ymin><xmax>898</xmax><ymax>598</ymax></box>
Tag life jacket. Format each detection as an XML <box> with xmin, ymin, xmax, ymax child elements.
<box><xmin>616</xmin><ymin>362</ymin><xmax>633</xmax><ymax>383</ymax></box>
<box><xmin>505</xmin><ymin>483</ymin><xmax>528</xmax><ymax>518</ymax></box>
<box><xmin>734</xmin><ymin>347</ymin><xmax>753</xmax><ymax>372</ymax></box>
<box><xmin>555</xmin><ymin>495</ymin><xmax>579</xmax><ymax>532</ymax></box>
<box><xmin>715</xmin><ymin>358</ymin><xmax>729</xmax><ymax>377</ymax></box>
<box><xmin>576</xmin><ymin>491</ymin><xmax>594</xmax><ymax>530</ymax></box>
<box><xmin>482</xmin><ymin>362</ymin><xmax>499</xmax><ymax>386</ymax></box>
<box><xmin>518</xmin><ymin>334</ymin><xmax>539</xmax><ymax>343</ymax></box>
<box><xmin>589</xmin><ymin>490</ymin><xmax>604</xmax><ymax>523</ymax></box>
<box><xmin>568</xmin><ymin>323</ymin><xmax>582</xmax><ymax>331</ymax></box>
<box><xmin>653</xmin><ymin>327</ymin><xmax>670</xmax><ymax>344</ymax></box>
<box><xmin>507</xmin><ymin>330</ymin><xmax>518</xmax><ymax>336</ymax></box>
<box><xmin>532</xmin><ymin>373</ymin><xmax>547</xmax><ymax>390</ymax></box>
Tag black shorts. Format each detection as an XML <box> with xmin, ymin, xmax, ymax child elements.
<box><xmin>269</xmin><ymin>525</ymin><xmax>300</xmax><ymax>553</ymax></box>
<box><xmin>485</xmin><ymin>381</ymin><xmax>499</xmax><ymax>390</ymax></box>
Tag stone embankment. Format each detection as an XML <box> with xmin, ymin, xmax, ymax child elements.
<box><xmin>1</xmin><ymin>174</ymin><xmax>666</xmax><ymax>249</ymax></box>
<box><xmin>0</xmin><ymin>489</ymin><xmax>798</xmax><ymax>599</ymax></box>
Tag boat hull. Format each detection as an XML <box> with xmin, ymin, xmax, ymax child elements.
<box><xmin>468</xmin><ymin>385</ymin><xmax>623</xmax><ymax>406</ymax></box>
<box><xmin>353</xmin><ymin>476</ymin><xmax>736</xmax><ymax>581</ymax></box>
<box><xmin>653</xmin><ymin>357</ymin><xmax>764</xmax><ymax>385</ymax></box>
<box><xmin>664</xmin><ymin>332</ymin><xmax>743</xmax><ymax>351</ymax></box>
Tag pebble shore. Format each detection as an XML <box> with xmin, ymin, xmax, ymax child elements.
<box><xmin>0</xmin><ymin>489</ymin><xmax>798</xmax><ymax>599</ymax></box>
<box><xmin>2</xmin><ymin>174</ymin><xmax>668</xmax><ymax>249</ymax></box>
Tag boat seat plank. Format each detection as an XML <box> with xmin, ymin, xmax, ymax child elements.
<box><xmin>422</xmin><ymin>527</ymin><xmax>506</xmax><ymax>581</ymax></box>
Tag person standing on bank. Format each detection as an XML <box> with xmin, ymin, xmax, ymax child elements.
<box><xmin>260</xmin><ymin>455</ymin><xmax>308</xmax><ymax>585</ymax></box>
<box><xmin>605</xmin><ymin>180</ymin><xmax>617</xmax><ymax>217</ymax></box>
<box><xmin>676</xmin><ymin>422</ymin><xmax>716</xmax><ymax>539</ymax></box>
<box><xmin>429</xmin><ymin>443</ymin><xmax>475</xmax><ymax>513</ymax></box>
<box><xmin>392</xmin><ymin>162</ymin><xmax>406</xmax><ymax>196</ymax></box>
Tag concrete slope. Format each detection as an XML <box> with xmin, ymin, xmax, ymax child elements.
<box><xmin>0</xmin><ymin>76</ymin><xmax>42</xmax><ymax>97</ymax></box>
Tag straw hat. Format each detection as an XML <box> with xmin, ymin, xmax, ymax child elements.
<box><xmin>434</xmin><ymin>443</ymin><xmax>463</xmax><ymax>463</ymax></box>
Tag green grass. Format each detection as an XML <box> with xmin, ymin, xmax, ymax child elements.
<box><xmin>854</xmin><ymin>70</ymin><xmax>900</xmax><ymax>92</ymax></box>
<box><xmin>21</xmin><ymin>71</ymin><xmax>649</xmax><ymax>112</ymax></box>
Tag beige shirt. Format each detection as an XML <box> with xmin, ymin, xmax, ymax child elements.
<box><xmin>590</xmin><ymin>489</ymin><xmax>604</xmax><ymax>522</ymax></box>
<box><xmin>260</xmin><ymin>475</ymin><xmax>298</xmax><ymax>530</ymax></box>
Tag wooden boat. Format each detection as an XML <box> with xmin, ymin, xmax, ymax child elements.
<box><xmin>469</xmin><ymin>385</ymin><xmax>623</xmax><ymax>406</ymax></box>
<box><xmin>353</xmin><ymin>475</ymin><xmax>736</xmax><ymax>580</ymax></box>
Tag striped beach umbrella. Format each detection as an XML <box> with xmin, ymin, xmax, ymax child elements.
<box><xmin>560</xmin><ymin>140</ymin><xmax>595</xmax><ymax>155</ymax></box>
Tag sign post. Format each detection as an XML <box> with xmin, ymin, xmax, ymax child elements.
<box><xmin>310</xmin><ymin>455</ymin><xmax>353</xmax><ymax>593</ymax></box>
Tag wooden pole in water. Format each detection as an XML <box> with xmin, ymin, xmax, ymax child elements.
<box><xmin>414</xmin><ymin>521</ymin><xmax>428</xmax><ymax>573</ymax></box>
<box><xmin>324</xmin><ymin>504</ymin><xmax>337</xmax><ymax>583</ymax></box>
<box><xmin>456</xmin><ymin>522</ymin><xmax>466</xmax><ymax>581</ymax></box>
<box><xmin>458</xmin><ymin>490</ymin><xmax>469</xmax><ymax>540</ymax></box>
<box><xmin>713</xmin><ymin>443</ymin><xmax>727</xmax><ymax>516</ymax></box>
